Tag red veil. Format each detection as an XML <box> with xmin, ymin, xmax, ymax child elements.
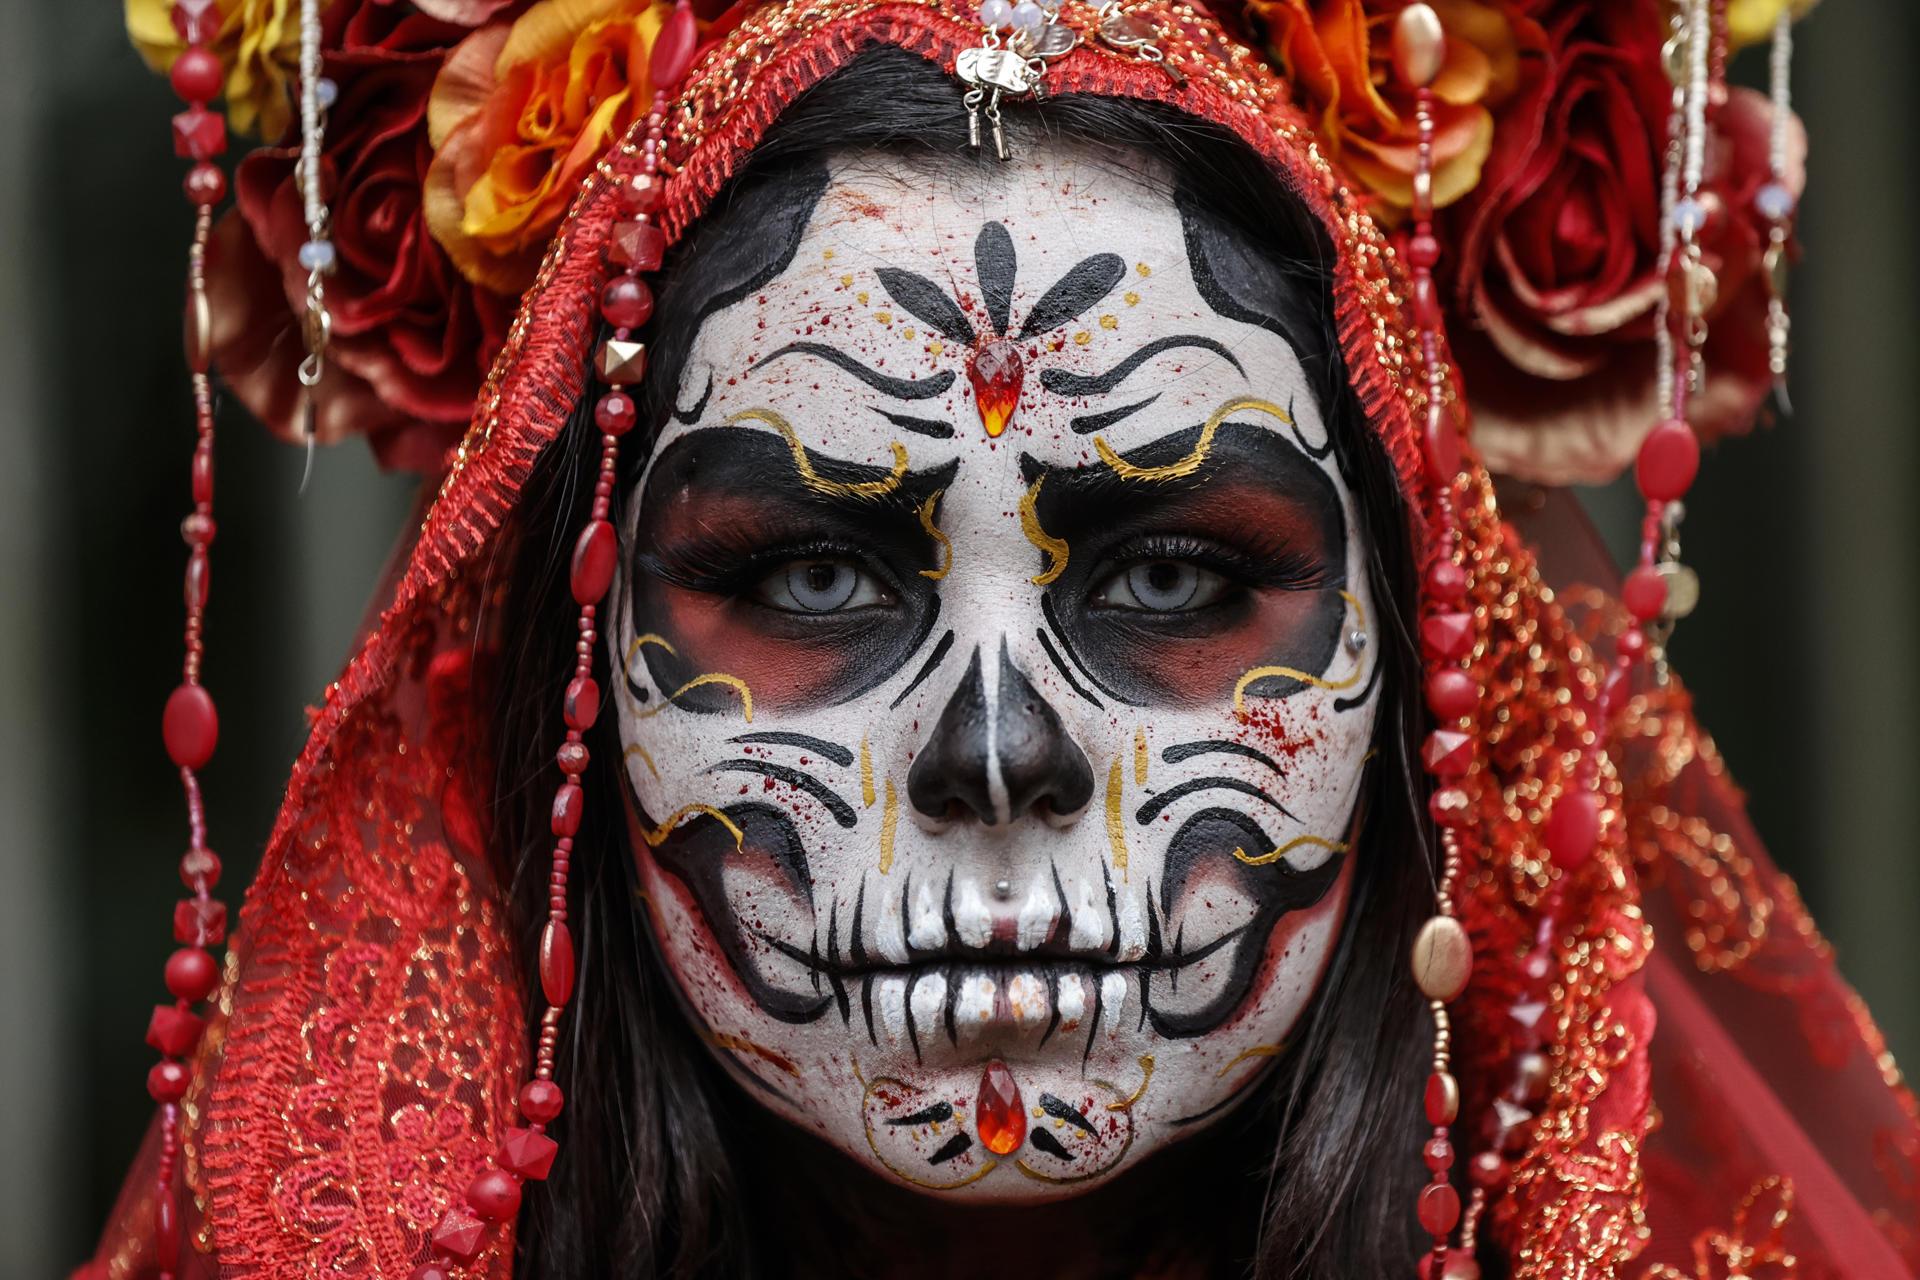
<box><xmin>86</xmin><ymin>0</ymin><xmax>1920</xmax><ymax>1276</ymax></box>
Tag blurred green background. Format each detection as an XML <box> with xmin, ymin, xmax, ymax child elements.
<box><xmin>0</xmin><ymin>2</ymin><xmax>1913</xmax><ymax>1273</ymax></box>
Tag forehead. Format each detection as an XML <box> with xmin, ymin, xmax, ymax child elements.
<box><xmin>643</xmin><ymin>143</ymin><xmax>1322</xmax><ymax>472</ymax></box>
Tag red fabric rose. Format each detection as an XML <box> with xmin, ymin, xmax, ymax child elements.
<box><xmin>1444</xmin><ymin>0</ymin><xmax>1804</xmax><ymax>483</ymax></box>
<box><xmin>208</xmin><ymin>16</ymin><xmax>514</xmax><ymax>473</ymax></box>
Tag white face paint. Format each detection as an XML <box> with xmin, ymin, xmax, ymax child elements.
<box><xmin>612</xmin><ymin>145</ymin><xmax>1378</xmax><ymax>1199</ymax></box>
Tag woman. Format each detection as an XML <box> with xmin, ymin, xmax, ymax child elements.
<box><xmin>90</xmin><ymin>0</ymin><xmax>1920</xmax><ymax>1276</ymax></box>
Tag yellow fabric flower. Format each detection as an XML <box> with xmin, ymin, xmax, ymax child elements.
<box><xmin>425</xmin><ymin>0</ymin><xmax>674</xmax><ymax>295</ymax></box>
<box><xmin>126</xmin><ymin>0</ymin><xmax>301</xmax><ymax>141</ymax></box>
<box><xmin>1725</xmin><ymin>0</ymin><xmax>1819</xmax><ymax>52</ymax></box>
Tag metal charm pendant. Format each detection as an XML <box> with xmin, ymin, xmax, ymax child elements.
<box><xmin>957</xmin><ymin>45</ymin><xmax>1044</xmax><ymax>159</ymax></box>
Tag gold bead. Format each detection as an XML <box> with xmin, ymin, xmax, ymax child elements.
<box><xmin>1411</xmin><ymin>914</ymin><xmax>1473</xmax><ymax>1001</ymax></box>
<box><xmin>596</xmin><ymin>337</ymin><xmax>649</xmax><ymax>387</ymax></box>
<box><xmin>1392</xmin><ymin>4</ymin><xmax>1447</xmax><ymax>89</ymax></box>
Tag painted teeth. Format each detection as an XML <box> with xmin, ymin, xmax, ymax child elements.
<box><xmin>1006</xmin><ymin>972</ymin><xmax>1050</xmax><ymax>1029</ymax></box>
<box><xmin>1055</xmin><ymin>973</ymin><xmax>1088</xmax><ymax>1031</ymax></box>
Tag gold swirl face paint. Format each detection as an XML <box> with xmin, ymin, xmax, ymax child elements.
<box><xmin>613</xmin><ymin>148</ymin><xmax>1375</xmax><ymax>1202</ymax></box>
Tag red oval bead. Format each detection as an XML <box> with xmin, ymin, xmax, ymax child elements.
<box><xmin>156</xmin><ymin>1189</ymin><xmax>181</xmax><ymax>1268</ymax></box>
<box><xmin>1635</xmin><ymin>418</ymin><xmax>1700</xmax><ymax>502</ymax></box>
<box><xmin>191</xmin><ymin>445</ymin><xmax>215</xmax><ymax>504</ymax></box>
<box><xmin>1424</xmin><ymin>1136</ymin><xmax>1454</xmax><ymax>1172</ymax></box>
<box><xmin>1424</xmin><ymin>559</ymin><xmax>1467</xmax><ymax>606</ymax></box>
<box><xmin>1622</xmin><ymin>565</ymin><xmax>1667</xmax><ymax>621</ymax></box>
<box><xmin>520</xmin><ymin>1079</ymin><xmax>565</xmax><ymax>1123</ymax></box>
<box><xmin>466</xmin><ymin>1168</ymin><xmax>523</xmax><ymax>1222</ymax></box>
<box><xmin>1423</xmin><ymin>402</ymin><xmax>1461</xmax><ymax>480</ymax></box>
<box><xmin>1410</xmin><ymin>275</ymin><xmax>1443</xmax><ymax>330</ymax></box>
<box><xmin>1417</xmin><ymin>1182</ymin><xmax>1462</xmax><ymax>1236</ymax></box>
<box><xmin>650</xmin><ymin>4</ymin><xmax>700</xmax><ymax>87</ymax></box>
<box><xmin>556</xmin><ymin>740</ymin><xmax>590</xmax><ymax>775</ymax></box>
<box><xmin>1425</xmin><ymin>669</ymin><xmax>1477</xmax><ymax>721</ymax></box>
<box><xmin>183</xmin><ymin>161</ymin><xmax>227</xmax><ymax>207</ymax></box>
<box><xmin>551</xmin><ymin>783</ymin><xmax>584</xmax><ymax>837</ymax></box>
<box><xmin>170</xmin><ymin>46</ymin><xmax>224</xmax><ymax>103</ymax></box>
<box><xmin>594</xmin><ymin>390</ymin><xmax>637</xmax><ymax>436</ymax></box>
<box><xmin>1424</xmin><ymin>1070</ymin><xmax>1459</xmax><ymax>1125</ymax></box>
<box><xmin>163</xmin><ymin>684</ymin><xmax>219</xmax><ymax>769</ymax></box>
<box><xmin>570</xmin><ymin>520</ymin><xmax>616</xmax><ymax>605</ymax></box>
<box><xmin>564</xmin><ymin>677</ymin><xmax>602</xmax><ymax>731</ymax></box>
<box><xmin>1544</xmin><ymin>789</ymin><xmax>1600</xmax><ymax>871</ymax></box>
<box><xmin>540</xmin><ymin>921</ymin><xmax>576</xmax><ymax>1006</ymax></box>
<box><xmin>185</xmin><ymin>551</ymin><xmax>210</xmax><ymax>610</ymax></box>
<box><xmin>147</xmin><ymin>1059</ymin><xmax>190</xmax><ymax>1103</ymax></box>
<box><xmin>165</xmin><ymin>947</ymin><xmax>219</xmax><ymax>1002</ymax></box>
<box><xmin>1407</xmin><ymin>233</ymin><xmax>1441</xmax><ymax>269</ymax></box>
<box><xmin>600</xmin><ymin>275</ymin><xmax>655</xmax><ymax>329</ymax></box>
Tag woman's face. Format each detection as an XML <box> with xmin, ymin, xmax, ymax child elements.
<box><xmin>613</xmin><ymin>145</ymin><xmax>1379</xmax><ymax>1199</ymax></box>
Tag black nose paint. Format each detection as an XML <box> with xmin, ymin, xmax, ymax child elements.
<box><xmin>908</xmin><ymin>641</ymin><xmax>1094</xmax><ymax>824</ymax></box>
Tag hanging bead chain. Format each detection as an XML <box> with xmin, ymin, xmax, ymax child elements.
<box><xmin>1759</xmin><ymin>7</ymin><xmax>1797</xmax><ymax>406</ymax></box>
<box><xmin>150</xmin><ymin>3</ymin><xmax>233</xmax><ymax>1277</ymax></box>
<box><xmin>294</xmin><ymin>0</ymin><xmax>336</xmax><ymax>458</ymax></box>
<box><xmin>412</xmin><ymin>6</ymin><xmax>697</xmax><ymax>1275</ymax></box>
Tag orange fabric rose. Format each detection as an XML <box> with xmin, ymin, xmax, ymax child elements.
<box><xmin>425</xmin><ymin>0</ymin><xmax>679</xmax><ymax>296</ymax></box>
<box><xmin>1246</xmin><ymin>0</ymin><xmax>1544</xmax><ymax>214</ymax></box>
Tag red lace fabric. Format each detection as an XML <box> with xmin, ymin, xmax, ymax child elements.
<box><xmin>77</xmin><ymin>3</ymin><xmax>1920</xmax><ymax>1276</ymax></box>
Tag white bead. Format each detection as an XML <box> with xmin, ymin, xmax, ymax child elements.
<box><xmin>978</xmin><ymin>0</ymin><xmax>1011</xmax><ymax>28</ymax></box>
<box><xmin>1010</xmin><ymin>1</ymin><xmax>1044</xmax><ymax>28</ymax></box>
<box><xmin>1671</xmin><ymin>197</ymin><xmax>1706</xmax><ymax>236</ymax></box>
<box><xmin>298</xmin><ymin>239</ymin><xmax>336</xmax><ymax>272</ymax></box>
<box><xmin>315</xmin><ymin>77</ymin><xmax>339</xmax><ymax>110</ymax></box>
<box><xmin>1754</xmin><ymin>181</ymin><xmax>1796</xmax><ymax>222</ymax></box>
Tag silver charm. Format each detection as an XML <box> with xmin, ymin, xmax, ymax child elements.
<box><xmin>957</xmin><ymin>45</ymin><xmax>1045</xmax><ymax>159</ymax></box>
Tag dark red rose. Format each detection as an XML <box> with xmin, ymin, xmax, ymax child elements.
<box><xmin>209</xmin><ymin>32</ymin><xmax>512</xmax><ymax>473</ymax></box>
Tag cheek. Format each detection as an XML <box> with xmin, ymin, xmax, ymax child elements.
<box><xmin>1106</xmin><ymin>585</ymin><xmax>1346</xmax><ymax>707</ymax></box>
<box><xmin>642</xmin><ymin>585</ymin><xmax>864</xmax><ymax>710</ymax></box>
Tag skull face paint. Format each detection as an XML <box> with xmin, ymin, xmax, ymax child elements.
<box><xmin>613</xmin><ymin>146</ymin><xmax>1381</xmax><ymax>1199</ymax></box>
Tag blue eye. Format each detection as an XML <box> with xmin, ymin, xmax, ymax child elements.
<box><xmin>1094</xmin><ymin>560</ymin><xmax>1233</xmax><ymax>613</ymax></box>
<box><xmin>755</xmin><ymin>559</ymin><xmax>893</xmax><ymax>613</ymax></box>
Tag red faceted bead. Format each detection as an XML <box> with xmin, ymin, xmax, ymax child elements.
<box><xmin>171</xmin><ymin>106</ymin><xmax>228</xmax><ymax>160</ymax></box>
<box><xmin>183</xmin><ymin>161</ymin><xmax>227</xmax><ymax>206</ymax></box>
<box><xmin>163</xmin><ymin>684</ymin><xmax>219</xmax><ymax>769</ymax></box>
<box><xmin>408</xmin><ymin>1267</ymin><xmax>452</xmax><ymax>1280</ymax></box>
<box><xmin>147</xmin><ymin>1059</ymin><xmax>190</xmax><ymax>1103</ymax></box>
<box><xmin>1636</xmin><ymin>417</ymin><xmax>1700</xmax><ymax>502</ymax></box>
<box><xmin>1420</xmin><ymin>611</ymin><xmax>1473</xmax><ymax>662</ymax></box>
<box><xmin>430</xmin><ymin>1204</ymin><xmax>489</xmax><ymax>1260</ymax></box>
<box><xmin>174</xmin><ymin>897</ymin><xmax>228</xmax><ymax>945</ymax></box>
<box><xmin>608</xmin><ymin>219</ymin><xmax>666</xmax><ymax>271</ymax></box>
<box><xmin>551</xmin><ymin>783</ymin><xmax>584</xmax><ymax>837</ymax></box>
<box><xmin>1622</xmin><ymin>565</ymin><xmax>1667</xmax><ymax>621</ymax></box>
<box><xmin>1424</xmin><ymin>1070</ymin><xmax>1459</xmax><ymax>1125</ymax></box>
<box><xmin>563</xmin><ymin>677</ymin><xmax>601</xmax><ymax>731</ymax></box>
<box><xmin>976</xmin><ymin>1058</ymin><xmax>1026</xmax><ymax>1155</ymax></box>
<box><xmin>146</xmin><ymin>1004</ymin><xmax>207</xmax><ymax>1057</ymax></box>
<box><xmin>619</xmin><ymin>171</ymin><xmax>664</xmax><ymax>214</ymax></box>
<box><xmin>1428</xmin><ymin>786</ymin><xmax>1471</xmax><ymax>829</ymax></box>
<box><xmin>1544</xmin><ymin>789</ymin><xmax>1599</xmax><ymax>871</ymax></box>
<box><xmin>556</xmin><ymin>741</ymin><xmax>590</xmax><ymax>775</ymax></box>
<box><xmin>650</xmin><ymin>3</ymin><xmax>700</xmax><ymax>87</ymax></box>
<box><xmin>540</xmin><ymin>920</ymin><xmax>576</xmax><ymax>1006</ymax></box>
<box><xmin>1417</xmin><ymin>1181</ymin><xmax>1461</xmax><ymax>1236</ymax></box>
<box><xmin>170</xmin><ymin>46</ymin><xmax>224</xmax><ymax>103</ymax></box>
<box><xmin>466</xmin><ymin>1168</ymin><xmax>523</xmax><ymax>1222</ymax></box>
<box><xmin>594</xmin><ymin>390</ymin><xmax>637</xmax><ymax>436</ymax></box>
<box><xmin>1423</xmin><ymin>1136</ymin><xmax>1454</xmax><ymax>1172</ymax></box>
<box><xmin>170</xmin><ymin>3</ymin><xmax>218</xmax><ymax>43</ymax></box>
<box><xmin>520</xmin><ymin>1079</ymin><xmax>565</xmax><ymax>1123</ymax></box>
<box><xmin>165</xmin><ymin>947</ymin><xmax>219</xmax><ymax>1002</ymax></box>
<box><xmin>501</xmin><ymin>1126</ymin><xmax>560</xmax><ymax>1180</ymax></box>
<box><xmin>1469</xmin><ymin>1151</ymin><xmax>1509</xmax><ymax>1188</ymax></box>
<box><xmin>1423</xmin><ymin>402</ymin><xmax>1461</xmax><ymax>480</ymax></box>
<box><xmin>1425</xmin><ymin>669</ymin><xmax>1477</xmax><ymax>721</ymax></box>
<box><xmin>1422</xmin><ymin>730</ymin><xmax>1472</xmax><ymax>779</ymax></box>
<box><xmin>968</xmin><ymin>338</ymin><xmax>1024</xmax><ymax>439</ymax></box>
<box><xmin>600</xmin><ymin>275</ymin><xmax>655</xmax><ymax>328</ymax></box>
<box><xmin>1425</xmin><ymin>559</ymin><xmax>1467</xmax><ymax>606</ymax></box>
<box><xmin>571</xmin><ymin>519</ymin><xmax>616</xmax><ymax>605</ymax></box>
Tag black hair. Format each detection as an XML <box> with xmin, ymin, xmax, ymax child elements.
<box><xmin>491</xmin><ymin>46</ymin><xmax>1434</xmax><ymax>1280</ymax></box>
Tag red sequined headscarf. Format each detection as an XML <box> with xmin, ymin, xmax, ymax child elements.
<box><xmin>85</xmin><ymin>1</ymin><xmax>1920</xmax><ymax>1277</ymax></box>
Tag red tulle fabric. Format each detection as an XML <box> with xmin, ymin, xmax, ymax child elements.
<box><xmin>81</xmin><ymin>2</ymin><xmax>1919</xmax><ymax>1276</ymax></box>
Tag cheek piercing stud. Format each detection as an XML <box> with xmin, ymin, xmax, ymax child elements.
<box><xmin>1346</xmin><ymin>627</ymin><xmax>1369</xmax><ymax>655</ymax></box>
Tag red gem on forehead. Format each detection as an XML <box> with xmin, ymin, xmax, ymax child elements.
<box><xmin>975</xmin><ymin>1059</ymin><xmax>1026</xmax><ymax>1155</ymax></box>
<box><xmin>968</xmin><ymin>338</ymin><xmax>1024</xmax><ymax>439</ymax></box>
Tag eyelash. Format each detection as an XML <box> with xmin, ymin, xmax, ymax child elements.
<box><xmin>1098</xmin><ymin>533</ymin><xmax>1326</xmax><ymax>593</ymax></box>
<box><xmin>643</xmin><ymin>537</ymin><xmax>900</xmax><ymax>599</ymax></box>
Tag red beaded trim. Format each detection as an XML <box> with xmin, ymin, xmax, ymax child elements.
<box><xmin>146</xmin><ymin>4</ymin><xmax>233</xmax><ymax>1276</ymax></box>
<box><xmin>412</xmin><ymin>6</ymin><xmax>697</xmax><ymax>1274</ymax></box>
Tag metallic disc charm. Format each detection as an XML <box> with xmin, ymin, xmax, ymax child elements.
<box><xmin>1099</xmin><ymin>11</ymin><xmax>1155</xmax><ymax>49</ymax></box>
<box><xmin>1655</xmin><ymin>562</ymin><xmax>1700</xmax><ymax>620</ymax></box>
<box><xmin>1411</xmin><ymin>914</ymin><xmax>1473</xmax><ymax>1001</ymax></box>
<box><xmin>1017</xmin><ymin>21</ymin><xmax>1077</xmax><ymax>59</ymax></box>
<box><xmin>956</xmin><ymin>46</ymin><xmax>1040</xmax><ymax>93</ymax></box>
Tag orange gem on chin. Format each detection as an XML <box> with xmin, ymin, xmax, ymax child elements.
<box><xmin>968</xmin><ymin>338</ymin><xmax>1024</xmax><ymax>438</ymax></box>
<box><xmin>975</xmin><ymin>1058</ymin><xmax>1026</xmax><ymax>1155</ymax></box>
